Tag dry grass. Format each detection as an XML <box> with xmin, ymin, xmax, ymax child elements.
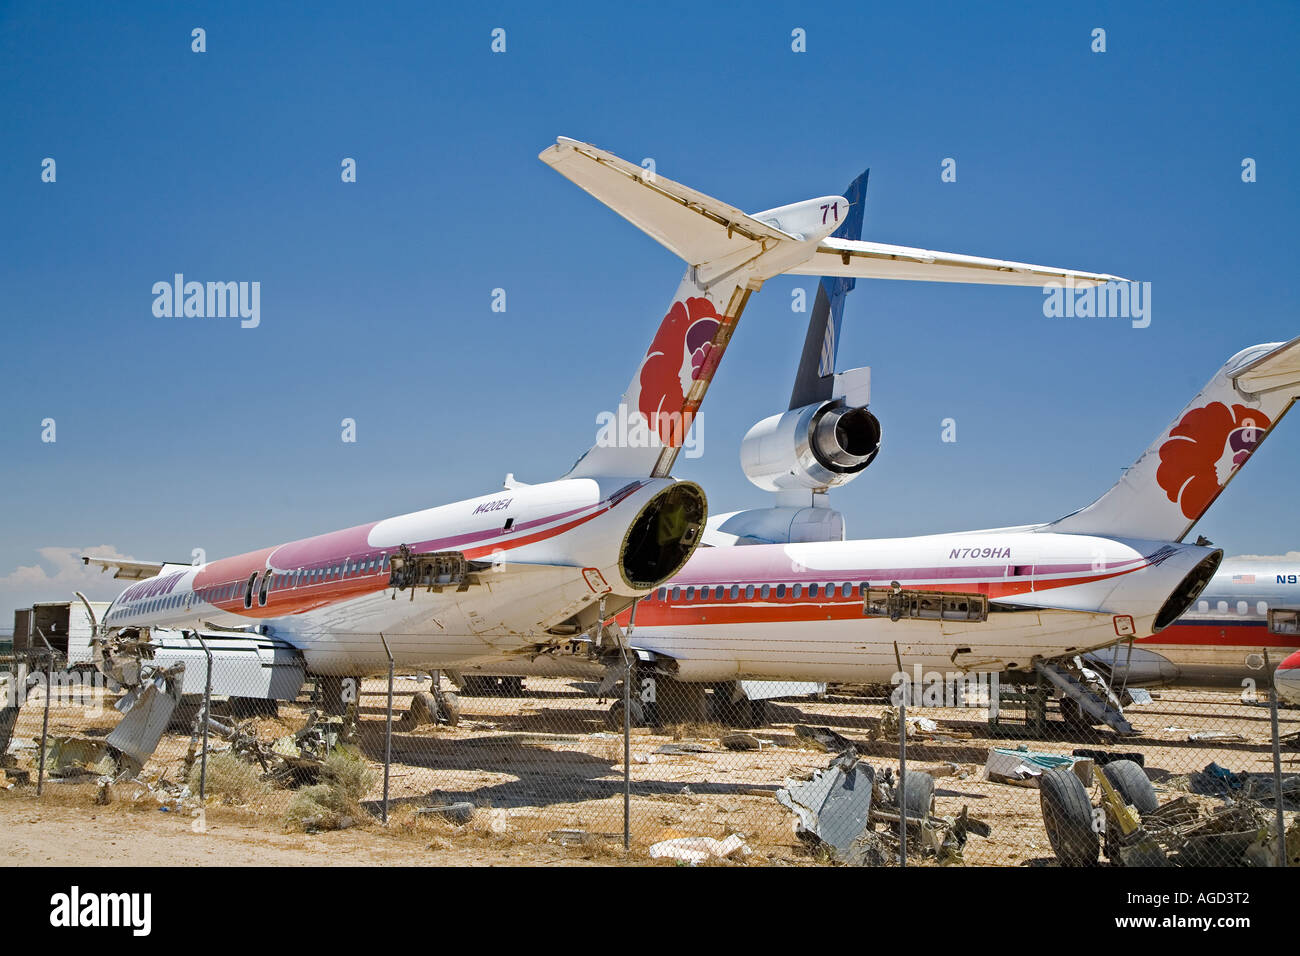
<box><xmin>283</xmin><ymin>748</ymin><xmax>376</xmax><ymax>831</ymax></box>
<box><xmin>187</xmin><ymin>753</ymin><xmax>269</xmax><ymax>806</ymax></box>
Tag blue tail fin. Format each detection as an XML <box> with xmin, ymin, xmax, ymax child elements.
<box><xmin>788</xmin><ymin>168</ymin><xmax>869</xmax><ymax>409</ymax></box>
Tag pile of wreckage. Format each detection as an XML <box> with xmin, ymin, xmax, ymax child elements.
<box><xmin>0</xmin><ymin>652</ymin><xmax>381</xmax><ymax>804</ymax></box>
<box><xmin>775</xmin><ymin>747</ymin><xmax>990</xmax><ymax>866</ymax></box>
<box><xmin>1010</xmin><ymin>746</ymin><xmax>1300</xmax><ymax>867</ymax></box>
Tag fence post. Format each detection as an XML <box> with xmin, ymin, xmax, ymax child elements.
<box><xmin>34</xmin><ymin>629</ymin><xmax>56</xmax><ymax>797</ymax></box>
<box><xmin>193</xmin><ymin>632</ymin><xmax>213</xmax><ymax>803</ymax></box>
<box><xmin>894</xmin><ymin>641</ymin><xmax>907</xmax><ymax>867</ymax></box>
<box><xmin>622</xmin><ymin>598</ymin><xmax>638</xmax><ymax>852</ymax></box>
<box><xmin>378</xmin><ymin>633</ymin><xmax>395</xmax><ymax>825</ymax></box>
<box><xmin>1265</xmin><ymin>650</ymin><xmax>1287</xmax><ymax>867</ymax></box>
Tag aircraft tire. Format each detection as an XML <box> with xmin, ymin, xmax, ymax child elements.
<box><xmin>1039</xmin><ymin>766</ymin><xmax>1099</xmax><ymax>866</ymax></box>
<box><xmin>1102</xmin><ymin>759</ymin><xmax>1158</xmax><ymax>815</ymax></box>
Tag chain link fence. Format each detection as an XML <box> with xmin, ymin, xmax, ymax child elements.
<box><xmin>3</xmin><ymin>629</ymin><xmax>1297</xmax><ymax>867</ymax></box>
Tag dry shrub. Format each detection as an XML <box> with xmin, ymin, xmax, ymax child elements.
<box><xmin>188</xmin><ymin>753</ymin><xmax>269</xmax><ymax>805</ymax></box>
<box><xmin>283</xmin><ymin>747</ymin><xmax>375</xmax><ymax>831</ymax></box>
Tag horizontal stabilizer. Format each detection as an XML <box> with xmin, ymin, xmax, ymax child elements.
<box><xmin>786</xmin><ymin>237</ymin><xmax>1127</xmax><ymax>287</ymax></box>
<box><xmin>540</xmin><ymin>137</ymin><xmax>794</xmax><ymax>267</ymax></box>
<box><xmin>82</xmin><ymin>556</ymin><xmax>188</xmax><ymax>580</ymax></box>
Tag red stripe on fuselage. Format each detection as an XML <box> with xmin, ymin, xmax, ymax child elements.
<box><xmin>1141</xmin><ymin>621</ymin><xmax>1297</xmax><ymax>648</ymax></box>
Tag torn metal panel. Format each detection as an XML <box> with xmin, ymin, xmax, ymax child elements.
<box><xmin>648</xmin><ymin>833</ymin><xmax>750</xmax><ymax>864</ymax></box>
<box><xmin>777</xmin><ymin>750</ymin><xmax>876</xmax><ymax>863</ymax></box>
<box><xmin>793</xmin><ymin>724</ymin><xmax>855</xmax><ymax>753</ymax></box>
<box><xmin>106</xmin><ymin>664</ymin><xmax>185</xmax><ymax>774</ymax></box>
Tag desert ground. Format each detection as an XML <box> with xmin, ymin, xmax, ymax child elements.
<box><xmin>3</xmin><ymin>675</ymin><xmax>1296</xmax><ymax>866</ymax></box>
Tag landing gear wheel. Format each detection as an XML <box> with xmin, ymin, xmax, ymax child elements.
<box><xmin>1102</xmin><ymin>759</ymin><xmax>1157</xmax><ymax>815</ymax></box>
<box><xmin>605</xmin><ymin>697</ymin><xmax>645</xmax><ymax>730</ymax></box>
<box><xmin>409</xmin><ymin>691</ymin><xmax>439</xmax><ymax>726</ymax></box>
<box><xmin>1039</xmin><ymin>766</ymin><xmax>1100</xmax><ymax>867</ymax></box>
<box><xmin>439</xmin><ymin>691</ymin><xmax>461</xmax><ymax>727</ymax></box>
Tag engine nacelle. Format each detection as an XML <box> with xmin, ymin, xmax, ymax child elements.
<box><xmin>740</xmin><ymin>400</ymin><xmax>881</xmax><ymax>493</ymax></box>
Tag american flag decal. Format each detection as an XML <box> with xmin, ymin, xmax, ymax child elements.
<box><xmin>817</xmin><ymin>315</ymin><xmax>838</xmax><ymax>378</ymax></box>
<box><xmin>1233</xmin><ymin>573</ymin><xmax>1256</xmax><ymax>584</ymax></box>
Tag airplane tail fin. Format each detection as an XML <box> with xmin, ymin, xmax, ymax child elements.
<box><xmin>789</xmin><ymin>168</ymin><xmax>869</xmax><ymax>409</ymax></box>
<box><xmin>1046</xmin><ymin>336</ymin><xmax>1300</xmax><ymax>541</ymax></box>
<box><xmin>542</xmin><ymin>137</ymin><xmax>849</xmax><ymax>479</ymax></box>
<box><xmin>540</xmin><ymin>136</ymin><xmax>1124</xmax><ymax>480</ymax></box>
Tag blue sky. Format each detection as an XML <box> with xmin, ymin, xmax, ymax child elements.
<box><xmin>2</xmin><ymin>1</ymin><xmax>1297</xmax><ymax>620</ymax></box>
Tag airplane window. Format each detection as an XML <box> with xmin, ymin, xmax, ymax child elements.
<box><xmin>841</xmin><ymin>583</ymin><xmax>852</xmax><ymax>598</ymax></box>
<box><xmin>671</xmin><ymin>587</ymin><xmax>680</xmax><ymax>601</ymax></box>
<box><xmin>809</xmin><ymin>584</ymin><xmax>819</xmax><ymax>598</ymax></box>
<box><xmin>793</xmin><ymin>584</ymin><xmax>802</xmax><ymax>598</ymax></box>
<box><xmin>729</xmin><ymin>585</ymin><xmax>739</xmax><ymax>600</ymax></box>
<box><xmin>258</xmin><ymin>572</ymin><xmax>270</xmax><ymax>607</ymax></box>
<box><xmin>1217</xmin><ymin>601</ymin><xmax>1229</xmax><ymax>614</ymax></box>
<box><xmin>245</xmin><ymin>573</ymin><xmax>257</xmax><ymax>609</ymax></box>
<box><xmin>745</xmin><ymin>585</ymin><xmax>755</xmax><ymax>600</ymax></box>
<box><xmin>657</xmin><ymin>588</ymin><xmax>666</xmax><ymax>601</ymax></box>
<box><xmin>714</xmin><ymin>586</ymin><xmax>724</xmax><ymax>600</ymax></box>
<box><xmin>699</xmin><ymin>587</ymin><xmax>710</xmax><ymax>602</ymax></box>
<box><xmin>685</xmin><ymin>586</ymin><xmax>695</xmax><ymax>600</ymax></box>
<box><xmin>859</xmin><ymin>582</ymin><xmax>869</xmax><ymax>595</ymax></box>
<box><xmin>776</xmin><ymin>584</ymin><xmax>786</xmax><ymax>599</ymax></box>
<box><xmin>1237</xmin><ymin>601</ymin><xmax>1248</xmax><ymax>616</ymax></box>
<box><xmin>760</xmin><ymin>585</ymin><xmax>771</xmax><ymax>599</ymax></box>
<box><xmin>1258</xmin><ymin>601</ymin><xmax>1268</xmax><ymax>615</ymax></box>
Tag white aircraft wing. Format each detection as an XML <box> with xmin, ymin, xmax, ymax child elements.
<box><xmin>785</xmin><ymin>237</ymin><xmax>1128</xmax><ymax>287</ymax></box>
<box><xmin>82</xmin><ymin>556</ymin><xmax>189</xmax><ymax>580</ymax></box>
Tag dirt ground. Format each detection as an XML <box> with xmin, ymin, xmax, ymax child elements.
<box><xmin>3</xmin><ymin>675</ymin><xmax>1297</xmax><ymax>867</ymax></box>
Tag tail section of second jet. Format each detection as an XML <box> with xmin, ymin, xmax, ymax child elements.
<box><xmin>1048</xmin><ymin>336</ymin><xmax>1300</xmax><ymax>541</ymax></box>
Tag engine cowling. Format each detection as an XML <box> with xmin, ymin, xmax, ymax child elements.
<box><xmin>740</xmin><ymin>401</ymin><xmax>881</xmax><ymax>493</ymax></box>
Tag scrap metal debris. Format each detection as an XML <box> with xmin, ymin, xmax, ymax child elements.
<box><xmin>776</xmin><ymin>749</ymin><xmax>987</xmax><ymax>865</ymax></box>
<box><xmin>107</xmin><ymin>664</ymin><xmax>186</xmax><ymax>776</ymax></box>
<box><xmin>777</xmin><ymin>750</ymin><xmax>877</xmax><ymax>863</ymax></box>
<box><xmin>648</xmin><ymin>833</ymin><xmax>750</xmax><ymax>864</ymax></box>
<box><xmin>180</xmin><ymin>706</ymin><xmax>359</xmax><ymax>789</ymax></box>
<box><xmin>793</xmin><ymin>724</ymin><xmax>855</xmax><ymax>752</ymax></box>
<box><xmin>985</xmin><ymin>746</ymin><xmax>1093</xmax><ymax>788</ymax></box>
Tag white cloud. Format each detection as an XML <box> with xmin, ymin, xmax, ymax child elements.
<box><xmin>1231</xmin><ymin>551</ymin><xmax>1300</xmax><ymax>562</ymax></box>
<box><xmin>1</xmin><ymin>546</ymin><xmax>139</xmax><ymax>625</ymax></box>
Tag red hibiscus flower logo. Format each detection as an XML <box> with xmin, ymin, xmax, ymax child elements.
<box><xmin>637</xmin><ymin>297</ymin><xmax>721</xmax><ymax>446</ymax></box>
<box><xmin>1155</xmin><ymin>402</ymin><xmax>1271</xmax><ymax>519</ymax></box>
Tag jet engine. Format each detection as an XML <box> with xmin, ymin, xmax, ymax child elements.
<box><xmin>740</xmin><ymin>400</ymin><xmax>881</xmax><ymax>494</ymax></box>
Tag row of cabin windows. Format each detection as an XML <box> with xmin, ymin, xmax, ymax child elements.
<box><xmin>1196</xmin><ymin>599</ymin><xmax>1269</xmax><ymax>616</ymax></box>
<box><xmin>656</xmin><ymin>582</ymin><xmax>870</xmax><ymax>603</ymax></box>
<box><xmin>110</xmin><ymin>555</ymin><xmax>393</xmax><ymax>619</ymax></box>
<box><xmin>226</xmin><ymin>554</ymin><xmax>393</xmax><ymax>609</ymax></box>
<box><xmin>108</xmin><ymin>591</ymin><xmax>187</xmax><ymax>621</ymax></box>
